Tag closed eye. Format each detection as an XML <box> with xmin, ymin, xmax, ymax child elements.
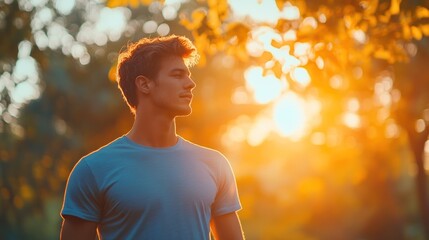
<box><xmin>170</xmin><ymin>69</ymin><xmax>191</xmax><ymax>78</ymax></box>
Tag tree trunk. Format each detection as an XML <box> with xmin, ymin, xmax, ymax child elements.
<box><xmin>407</xmin><ymin>127</ymin><xmax>429</xmax><ymax>239</ymax></box>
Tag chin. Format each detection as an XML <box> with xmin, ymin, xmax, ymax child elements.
<box><xmin>174</xmin><ymin>107</ymin><xmax>192</xmax><ymax>117</ymax></box>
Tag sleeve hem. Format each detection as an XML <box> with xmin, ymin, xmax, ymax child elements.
<box><xmin>212</xmin><ymin>204</ymin><xmax>242</xmax><ymax>217</ymax></box>
<box><xmin>61</xmin><ymin>209</ymin><xmax>100</xmax><ymax>222</ymax></box>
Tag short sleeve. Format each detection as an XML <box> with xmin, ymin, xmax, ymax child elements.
<box><xmin>211</xmin><ymin>155</ymin><xmax>242</xmax><ymax>217</ymax></box>
<box><xmin>61</xmin><ymin>159</ymin><xmax>102</xmax><ymax>222</ymax></box>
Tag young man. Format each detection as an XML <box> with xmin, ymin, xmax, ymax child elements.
<box><xmin>60</xmin><ymin>35</ymin><xmax>244</xmax><ymax>240</ymax></box>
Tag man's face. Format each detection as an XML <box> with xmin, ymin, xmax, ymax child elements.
<box><xmin>150</xmin><ymin>56</ymin><xmax>196</xmax><ymax>117</ymax></box>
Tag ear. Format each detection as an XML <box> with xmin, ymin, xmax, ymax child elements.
<box><xmin>135</xmin><ymin>75</ymin><xmax>152</xmax><ymax>94</ymax></box>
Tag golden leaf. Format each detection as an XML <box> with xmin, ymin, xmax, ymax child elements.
<box><xmin>130</xmin><ymin>0</ymin><xmax>139</xmax><ymax>8</ymax></box>
<box><xmin>421</xmin><ymin>24</ymin><xmax>429</xmax><ymax>36</ymax></box>
<box><xmin>360</xmin><ymin>21</ymin><xmax>368</xmax><ymax>32</ymax></box>
<box><xmin>180</xmin><ymin>8</ymin><xmax>206</xmax><ymax>30</ymax></box>
<box><xmin>208</xmin><ymin>10</ymin><xmax>221</xmax><ymax>33</ymax></box>
<box><xmin>208</xmin><ymin>0</ymin><xmax>228</xmax><ymax>14</ymax></box>
<box><xmin>193</xmin><ymin>33</ymin><xmax>209</xmax><ymax>66</ymax></box>
<box><xmin>141</xmin><ymin>0</ymin><xmax>153</xmax><ymax>4</ymax></box>
<box><xmin>411</xmin><ymin>26</ymin><xmax>422</xmax><ymax>40</ymax></box>
<box><xmin>192</xmin><ymin>8</ymin><xmax>207</xmax><ymax>24</ymax></box>
<box><xmin>225</xmin><ymin>22</ymin><xmax>250</xmax><ymax>44</ymax></box>
<box><xmin>378</xmin><ymin>12</ymin><xmax>391</xmax><ymax>23</ymax></box>
<box><xmin>294</xmin><ymin>0</ymin><xmax>307</xmax><ymax>16</ymax></box>
<box><xmin>374</xmin><ymin>48</ymin><xmax>391</xmax><ymax>60</ymax></box>
<box><xmin>368</xmin><ymin>16</ymin><xmax>377</xmax><ymax>27</ymax></box>
<box><xmin>179</xmin><ymin>17</ymin><xmax>193</xmax><ymax>30</ymax></box>
<box><xmin>364</xmin><ymin>0</ymin><xmax>378</xmax><ymax>16</ymax></box>
<box><xmin>106</xmin><ymin>0</ymin><xmax>151</xmax><ymax>8</ymax></box>
<box><xmin>402</xmin><ymin>25</ymin><xmax>412</xmax><ymax>40</ymax></box>
<box><xmin>299</xmin><ymin>25</ymin><xmax>315</xmax><ymax>36</ymax></box>
<box><xmin>344</xmin><ymin>13</ymin><xmax>362</xmax><ymax>29</ymax></box>
<box><xmin>363</xmin><ymin>43</ymin><xmax>374</xmax><ymax>56</ymax></box>
<box><xmin>416</xmin><ymin>6</ymin><xmax>429</xmax><ymax>19</ymax></box>
<box><xmin>207</xmin><ymin>0</ymin><xmax>217</xmax><ymax>7</ymax></box>
<box><xmin>276</xmin><ymin>0</ymin><xmax>285</xmax><ymax>10</ymax></box>
<box><xmin>20</xmin><ymin>184</ymin><xmax>33</xmax><ymax>201</ymax></box>
<box><xmin>108</xmin><ymin>65</ymin><xmax>117</xmax><ymax>82</ymax></box>
<box><xmin>389</xmin><ymin>0</ymin><xmax>401</xmax><ymax>15</ymax></box>
<box><xmin>106</xmin><ymin>0</ymin><xmax>122</xmax><ymax>8</ymax></box>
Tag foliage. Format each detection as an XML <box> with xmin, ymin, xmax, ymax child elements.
<box><xmin>174</xmin><ymin>0</ymin><xmax>429</xmax><ymax>238</ymax></box>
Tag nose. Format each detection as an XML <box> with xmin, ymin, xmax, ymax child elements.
<box><xmin>185</xmin><ymin>76</ymin><xmax>196</xmax><ymax>90</ymax></box>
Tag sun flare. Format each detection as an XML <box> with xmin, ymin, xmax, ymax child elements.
<box><xmin>273</xmin><ymin>93</ymin><xmax>307</xmax><ymax>139</ymax></box>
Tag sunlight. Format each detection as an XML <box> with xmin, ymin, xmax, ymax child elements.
<box><xmin>346</xmin><ymin>98</ymin><xmax>360</xmax><ymax>112</ymax></box>
<box><xmin>244</xmin><ymin>66</ymin><xmax>283</xmax><ymax>104</ymax></box>
<box><xmin>316</xmin><ymin>56</ymin><xmax>324</xmax><ymax>69</ymax></box>
<box><xmin>294</xmin><ymin>42</ymin><xmax>311</xmax><ymax>57</ymax></box>
<box><xmin>13</xmin><ymin>43</ymin><xmax>38</xmax><ymax>83</ymax></box>
<box><xmin>246</xmin><ymin>39</ymin><xmax>265</xmax><ymax>57</ymax></box>
<box><xmin>283</xmin><ymin>29</ymin><xmax>297</xmax><ymax>41</ymax></box>
<box><xmin>5</xmin><ymin>40</ymin><xmax>42</xmax><ymax>108</ymax></box>
<box><xmin>96</xmin><ymin>7</ymin><xmax>129</xmax><ymax>42</ymax></box>
<box><xmin>250</xmin><ymin>27</ymin><xmax>282</xmax><ymax>52</ymax></box>
<box><xmin>221</xmin><ymin>115</ymin><xmax>252</xmax><ymax>146</ymax></box>
<box><xmin>301</xmin><ymin>17</ymin><xmax>318</xmax><ymax>30</ymax></box>
<box><xmin>279</xmin><ymin>3</ymin><xmax>300</xmax><ymax>20</ymax></box>
<box><xmin>10</xmin><ymin>80</ymin><xmax>41</xmax><ymax>105</ymax></box>
<box><xmin>385</xmin><ymin>119</ymin><xmax>399</xmax><ymax>138</ymax></box>
<box><xmin>290</xmin><ymin>67</ymin><xmax>311</xmax><ymax>87</ymax></box>
<box><xmin>143</xmin><ymin>20</ymin><xmax>158</xmax><ymax>34</ymax></box>
<box><xmin>374</xmin><ymin>75</ymin><xmax>393</xmax><ymax>107</ymax></box>
<box><xmin>231</xmin><ymin>87</ymin><xmax>251</xmax><ymax>104</ymax></box>
<box><xmin>164</xmin><ymin>0</ymin><xmax>188</xmax><ymax>5</ymax></box>
<box><xmin>415</xmin><ymin>119</ymin><xmax>426</xmax><ymax>133</ymax></box>
<box><xmin>352</xmin><ymin>29</ymin><xmax>367</xmax><ymax>44</ymax></box>
<box><xmin>343</xmin><ymin>112</ymin><xmax>361</xmax><ymax>128</ymax></box>
<box><xmin>228</xmin><ymin>0</ymin><xmax>300</xmax><ymax>24</ymax></box>
<box><xmin>247</xmin><ymin>116</ymin><xmax>272</xmax><ymax>146</ymax></box>
<box><xmin>27</xmin><ymin>0</ymin><xmax>48</xmax><ymax>8</ymax></box>
<box><xmin>157</xmin><ymin>23</ymin><xmax>170</xmax><ymax>36</ymax></box>
<box><xmin>281</xmin><ymin>54</ymin><xmax>301</xmax><ymax>74</ymax></box>
<box><xmin>162</xmin><ymin>5</ymin><xmax>178</xmax><ymax>20</ymax></box>
<box><xmin>330</xmin><ymin>74</ymin><xmax>345</xmax><ymax>89</ymax></box>
<box><xmin>311</xmin><ymin>132</ymin><xmax>326</xmax><ymax>145</ymax></box>
<box><xmin>53</xmin><ymin>0</ymin><xmax>75</xmax><ymax>15</ymax></box>
<box><xmin>273</xmin><ymin>93</ymin><xmax>307</xmax><ymax>138</ymax></box>
<box><xmin>32</xmin><ymin>7</ymin><xmax>54</xmax><ymax>29</ymax></box>
<box><xmin>226</xmin><ymin>125</ymin><xmax>247</xmax><ymax>143</ymax></box>
<box><xmin>228</xmin><ymin>0</ymin><xmax>280</xmax><ymax>25</ymax></box>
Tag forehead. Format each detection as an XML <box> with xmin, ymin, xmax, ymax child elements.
<box><xmin>159</xmin><ymin>56</ymin><xmax>189</xmax><ymax>73</ymax></box>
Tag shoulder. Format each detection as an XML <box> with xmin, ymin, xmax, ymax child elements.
<box><xmin>180</xmin><ymin>137</ymin><xmax>226</xmax><ymax>159</ymax></box>
<box><xmin>78</xmin><ymin>136</ymin><xmax>126</xmax><ymax>167</ymax></box>
<box><xmin>179</xmin><ymin>137</ymin><xmax>232</xmax><ymax>171</ymax></box>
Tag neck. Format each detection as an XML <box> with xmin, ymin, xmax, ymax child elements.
<box><xmin>126</xmin><ymin>107</ymin><xmax>178</xmax><ymax>148</ymax></box>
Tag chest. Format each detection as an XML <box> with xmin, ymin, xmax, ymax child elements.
<box><xmin>101</xmin><ymin>159</ymin><xmax>218</xmax><ymax>214</ymax></box>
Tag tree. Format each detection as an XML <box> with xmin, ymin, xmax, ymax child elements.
<box><xmin>110</xmin><ymin>0</ymin><xmax>429</xmax><ymax>238</ymax></box>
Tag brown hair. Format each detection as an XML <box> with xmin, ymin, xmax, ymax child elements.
<box><xmin>116</xmin><ymin>35</ymin><xmax>199</xmax><ymax>114</ymax></box>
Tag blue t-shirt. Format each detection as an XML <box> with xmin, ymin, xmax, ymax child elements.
<box><xmin>61</xmin><ymin>136</ymin><xmax>241</xmax><ymax>240</ymax></box>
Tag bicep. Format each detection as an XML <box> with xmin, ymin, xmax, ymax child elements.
<box><xmin>211</xmin><ymin>212</ymin><xmax>244</xmax><ymax>240</ymax></box>
<box><xmin>60</xmin><ymin>215</ymin><xmax>98</xmax><ymax>240</ymax></box>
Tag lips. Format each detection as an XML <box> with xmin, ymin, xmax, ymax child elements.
<box><xmin>179</xmin><ymin>92</ymin><xmax>193</xmax><ymax>101</ymax></box>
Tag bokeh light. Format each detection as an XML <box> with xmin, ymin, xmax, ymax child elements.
<box><xmin>273</xmin><ymin>93</ymin><xmax>307</xmax><ymax>139</ymax></box>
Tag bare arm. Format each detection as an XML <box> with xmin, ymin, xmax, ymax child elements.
<box><xmin>211</xmin><ymin>212</ymin><xmax>244</xmax><ymax>240</ymax></box>
<box><xmin>60</xmin><ymin>215</ymin><xmax>98</xmax><ymax>240</ymax></box>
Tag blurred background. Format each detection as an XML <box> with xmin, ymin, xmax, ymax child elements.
<box><xmin>1</xmin><ymin>0</ymin><xmax>429</xmax><ymax>239</ymax></box>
